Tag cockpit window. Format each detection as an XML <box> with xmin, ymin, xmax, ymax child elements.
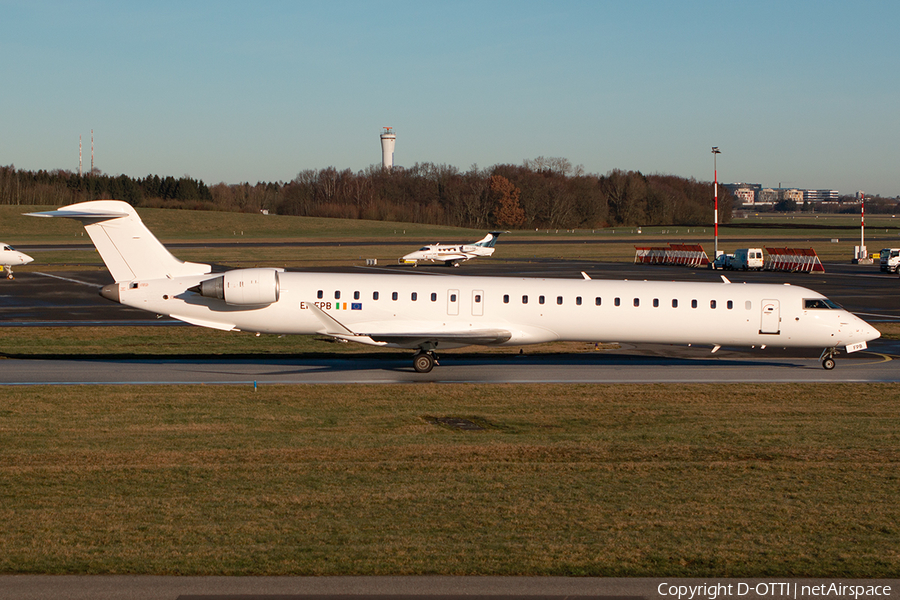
<box><xmin>804</xmin><ymin>298</ymin><xmax>841</xmax><ymax>310</ymax></box>
<box><xmin>2</xmin><ymin>245</ymin><xmax>12</xmax><ymax>251</ymax></box>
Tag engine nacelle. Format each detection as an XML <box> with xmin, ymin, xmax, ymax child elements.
<box><xmin>196</xmin><ymin>268</ymin><xmax>281</xmax><ymax>306</ymax></box>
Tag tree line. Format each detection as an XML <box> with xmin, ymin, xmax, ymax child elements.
<box><xmin>1</xmin><ymin>159</ymin><xmax>739</xmax><ymax>228</ymax></box>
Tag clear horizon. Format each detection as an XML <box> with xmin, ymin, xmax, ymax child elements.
<box><xmin>3</xmin><ymin>1</ymin><xmax>898</xmax><ymax>197</ymax></box>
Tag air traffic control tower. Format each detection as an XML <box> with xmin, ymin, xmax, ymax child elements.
<box><xmin>380</xmin><ymin>127</ymin><xmax>396</xmax><ymax>170</ymax></box>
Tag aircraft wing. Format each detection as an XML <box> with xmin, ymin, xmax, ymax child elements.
<box><xmin>435</xmin><ymin>252</ymin><xmax>473</xmax><ymax>262</ymax></box>
<box><xmin>364</xmin><ymin>330</ymin><xmax>512</xmax><ymax>347</ymax></box>
<box><xmin>305</xmin><ymin>301</ymin><xmax>510</xmax><ymax>347</ymax></box>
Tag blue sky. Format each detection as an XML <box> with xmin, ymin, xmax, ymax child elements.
<box><xmin>2</xmin><ymin>1</ymin><xmax>898</xmax><ymax>196</ymax></box>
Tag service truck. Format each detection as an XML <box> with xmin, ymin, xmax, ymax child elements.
<box><xmin>879</xmin><ymin>248</ymin><xmax>900</xmax><ymax>273</ymax></box>
<box><xmin>729</xmin><ymin>248</ymin><xmax>765</xmax><ymax>270</ymax></box>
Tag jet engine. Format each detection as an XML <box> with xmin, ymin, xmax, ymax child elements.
<box><xmin>194</xmin><ymin>268</ymin><xmax>281</xmax><ymax>306</ymax></box>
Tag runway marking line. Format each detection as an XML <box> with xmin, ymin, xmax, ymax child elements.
<box><xmin>32</xmin><ymin>272</ymin><xmax>101</xmax><ymax>288</ymax></box>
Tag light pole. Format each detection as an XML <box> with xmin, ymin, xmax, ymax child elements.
<box><xmin>712</xmin><ymin>147</ymin><xmax>721</xmax><ymax>256</ymax></box>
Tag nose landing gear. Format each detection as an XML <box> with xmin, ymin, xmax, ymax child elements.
<box><xmin>819</xmin><ymin>347</ymin><xmax>838</xmax><ymax>370</ymax></box>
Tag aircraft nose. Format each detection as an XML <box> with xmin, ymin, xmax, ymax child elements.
<box><xmin>22</xmin><ymin>254</ymin><xmax>34</xmax><ymax>264</ymax></box>
<box><xmin>865</xmin><ymin>323</ymin><xmax>882</xmax><ymax>342</ymax></box>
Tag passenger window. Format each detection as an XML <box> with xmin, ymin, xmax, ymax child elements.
<box><xmin>710</xmin><ymin>300</ymin><xmax>716</xmax><ymax>309</ymax></box>
<box><xmin>317</xmin><ymin>290</ymin><xmax>323</xmax><ymax>299</ymax></box>
<box><xmin>691</xmin><ymin>299</ymin><xmax>698</xmax><ymax>308</ymax></box>
<box><xmin>522</xmin><ymin>295</ymin><xmax>528</xmax><ymax>304</ymax></box>
<box><xmin>576</xmin><ymin>296</ymin><xmax>582</xmax><ymax>306</ymax></box>
<box><xmin>557</xmin><ymin>296</ymin><xmax>563</xmax><ymax>305</ymax></box>
<box><xmin>334</xmin><ymin>291</ymin><xmax>341</xmax><ymax>300</ymax></box>
<box><xmin>431</xmin><ymin>293</ymin><xmax>437</xmax><ymax>302</ymax></box>
<box><xmin>373</xmin><ymin>291</ymin><xmax>379</xmax><ymax>300</ymax></box>
<box><xmin>411</xmin><ymin>292</ymin><xmax>417</xmax><ymax>301</ymax></box>
<box><xmin>539</xmin><ymin>296</ymin><xmax>545</xmax><ymax>305</ymax></box>
<box><xmin>475</xmin><ymin>294</ymin><xmax>482</xmax><ymax>303</ymax></box>
<box><xmin>653</xmin><ymin>298</ymin><xmax>659</xmax><ymax>308</ymax></box>
<box><xmin>727</xmin><ymin>300</ymin><xmax>733</xmax><ymax>309</ymax></box>
<box><xmin>745</xmin><ymin>301</ymin><xmax>752</xmax><ymax>310</ymax></box>
<box><xmin>392</xmin><ymin>292</ymin><xmax>398</xmax><ymax>301</ymax></box>
<box><xmin>633</xmin><ymin>298</ymin><xmax>639</xmax><ymax>307</ymax></box>
<box><xmin>672</xmin><ymin>299</ymin><xmax>678</xmax><ymax>308</ymax></box>
<box><xmin>595</xmin><ymin>297</ymin><xmax>601</xmax><ymax>306</ymax></box>
<box><xmin>354</xmin><ymin>291</ymin><xmax>360</xmax><ymax>300</ymax></box>
<box><xmin>503</xmin><ymin>294</ymin><xmax>509</xmax><ymax>304</ymax></box>
<box><xmin>614</xmin><ymin>297</ymin><xmax>621</xmax><ymax>307</ymax></box>
<box><xmin>450</xmin><ymin>293</ymin><xmax>457</xmax><ymax>302</ymax></box>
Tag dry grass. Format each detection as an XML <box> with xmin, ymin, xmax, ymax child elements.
<box><xmin>1</xmin><ymin>383</ymin><xmax>898</xmax><ymax>576</ymax></box>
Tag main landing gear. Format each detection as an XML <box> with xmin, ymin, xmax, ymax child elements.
<box><xmin>413</xmin><ymin>350</ymin><xmax>439</xmax><ymax>373</ymax></box>
<box><xmin>819</xmin><ymin>347</ymin><xmax>838</xmax><ymax>370</ymax></box>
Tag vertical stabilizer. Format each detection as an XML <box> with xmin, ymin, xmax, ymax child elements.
<box><xmin>28</xmin><ymin>200</ymin><xmax>210</xmax><ymax>282</ymax></box>
<box><xmin>473</xmin><ymin>231</ymin><xmax>504</xmax><ymax>248</ymax></box>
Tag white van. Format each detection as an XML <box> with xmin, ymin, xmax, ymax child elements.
<box><xmin>879</xmin><ymin>248</ymin><xmax>900</xmax><ymax>273</ymax></box>
<box><xmin>728</xmin><ymin>248</ymin><xmax>765</xmax><ymax>271</ymax></box>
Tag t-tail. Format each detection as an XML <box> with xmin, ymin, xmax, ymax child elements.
<box><xmin>472</xmin><ymin>231</ymin><xmax>504</xmax><ymax>248</ymax></box>
<box><xmin>28</xmin><ymin>200</ymin><xmax>211</xmax><ymax>282</ymax></box>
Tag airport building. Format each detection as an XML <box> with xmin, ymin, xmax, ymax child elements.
<box><xmin>726</xmin><ymin>183</ymin><xmax>840</xmax><ymax>207</ymax></box>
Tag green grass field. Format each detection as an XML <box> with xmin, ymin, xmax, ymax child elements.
<box><xmin>2</xmin><ymin>204</ymin><xmax>898</xmax><ymax>576</ymax></box>
<box><xmin>1</xmin><ymin>383</ymin><xmax>898</xmax><ymax>576</ymax></box>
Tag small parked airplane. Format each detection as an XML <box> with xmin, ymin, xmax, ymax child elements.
<box><xmin>401</xmin><ymin>231</ymin><xmax>504</xmax><ymax>266</ymax></box>
<box><xmin>0</xmin><ymin>243</ymin><xmax>33</xmax><ymax>279</ymax></box>
<box><xmin>29</xmin><ymin>200</ymin><xmax>879</xmax><ymax>373</ymax></box>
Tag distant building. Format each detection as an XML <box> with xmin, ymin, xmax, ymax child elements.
<box><xmin>804</xmin><ymin>189</ymin><xmax>839</xmax><ymax>202</ymax></box>
<box><xmin>734</xmin><ymin>187</ymin><xmax>756</xmax><ymax>204</ymax></box>
<box><xmin>725</xmin><ymin>183</ymin><xmax>763</xmax><ymax>205</ymax></box>
<box><xmin>727</xmin><ymin>182</ymin><xmax>840</xmax><ymax>208</ymax></box>
<box><xmin>758</xmin><ymin>188</ymin><xmax>777</xmax><ymax>204</ymax></box>
<box><xmin>784</xmin><ymin>188</ymin><xmax>804</xmax><ymax>204</ymax></box>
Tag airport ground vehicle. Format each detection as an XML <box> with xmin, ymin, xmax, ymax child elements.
<box><xmin>709</xmin><ymin>249</ymin><xmax>764</xmax><ymax>271</ymax></box>
<box><xmin>879</xmin><ymin>248</ymin><xmax>900</xmax><ymax>273</ymax></box>
<box><xmin>709</xmin><ymin>253</ymin><xmax>732</xmax><ymax>270</ymax></box>
<box><xmin>729</xmin><ymin>248</ymin><xmax>765</xmax><ymax>271</ymax></box>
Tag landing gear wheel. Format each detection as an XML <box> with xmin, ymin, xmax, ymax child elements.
<box><xmin>822</xmin><ymin>357</ymin><xmax>836</xmax><ymax>370</ymax></box>
<box><xmin>413</xmin><ymin>352</ymin><xmax>435</xmax><ymax>373</ymax></box>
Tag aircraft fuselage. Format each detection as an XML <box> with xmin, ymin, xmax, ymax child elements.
<box><xmin>102</xmin><ymin>270</ymin><xmax>877</xmax><ymax>351</ymax></box>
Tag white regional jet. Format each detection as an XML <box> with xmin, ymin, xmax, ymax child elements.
<box><xmin>30</xmin><ymin>200</ymin><xmax>879</xmax><ymax>373</ymax></box>
<box><xmin>401</xmin><ymin>231</ymin><xmax>504</xmax><ymax>266</ymax></box>
<box><xmin>1</xmin><ymin>243</ymin><xmax>33</xmax><ymax>279</ymax></box>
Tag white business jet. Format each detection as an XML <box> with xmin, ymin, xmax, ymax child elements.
<box><xmin>30</xmin><ymin>200</ymin><xmax>879</xmax><ymax>373</ymax></box>
<box><xmin>401</xmin><ymin>231</ymin><xmax>504</xmax><ymax>266</ymax></box>
<box><xmin>0</xmin><ymin>243</ymin><xmax>33</xmax><ymax>279</ymax></box>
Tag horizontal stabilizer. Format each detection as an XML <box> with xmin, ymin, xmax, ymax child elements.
<box><xmin>28</xmin><ymin>200</ymin><xmax>211</xmax><ymax>283</ymax></box>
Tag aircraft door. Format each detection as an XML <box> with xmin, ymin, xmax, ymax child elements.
<box><xmin>447</xmin><ymin>289</ymin><xmax>459</xmax><ymax>316</ymax></box>
<box><xmin>760</xmin><ymin>299</ymin><xmax>780</xmax><ymax>334</ymax></box>
<box><xmin>472</xmin><ymin>290</ymin><xmax>484</xmax><ymax>316</ymax></box>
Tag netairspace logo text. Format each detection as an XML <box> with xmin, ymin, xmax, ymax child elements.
<box><xmin>658</xmin><ymin>582</ymin><xmax>893</xmax><ymax>600</ymax></box>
